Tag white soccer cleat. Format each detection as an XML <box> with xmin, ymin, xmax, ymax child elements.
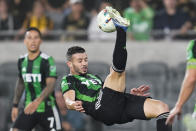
<box><xmin>105</xmin><ymin>6</ymin><xmax>130</xmax><ymax>31</ymax></box>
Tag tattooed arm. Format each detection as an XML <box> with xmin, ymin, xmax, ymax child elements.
<box><xmin>24</xmin><ymin>77</ymin><xmax>56</xmax><ymax>114</ymax></box>
<box><xmin>11</xmin><ymin>77</ymin><xmax>25</xmax><ymax>122</ymax></box>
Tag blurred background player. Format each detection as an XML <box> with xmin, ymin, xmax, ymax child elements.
<box><xmin>11</xmin><ymin>27</ymin><xmax>62</xmax><ymax>131</ymax></box>
<box><xmin>166</xmin><ymin>40</ymin><xmax>196</xmax><ymax>126</ymax></box>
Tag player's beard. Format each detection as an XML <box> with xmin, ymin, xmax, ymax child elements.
<box><xmin>73</xmin><ymin>64</ymin><xmax>88</xmax><ymax>75</ymax></box>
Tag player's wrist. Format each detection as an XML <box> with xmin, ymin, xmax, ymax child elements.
<box><xmin>34</xmin><ymin>97</ymin><xmax>42</xmax><ymax>104</ymax></box>
<box><xmin>175</xmin><ymin>104</ymin><xmax>183</xmax><ymax>109</ymax></box>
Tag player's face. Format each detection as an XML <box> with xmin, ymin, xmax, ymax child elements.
<box><xmin>24</xmin><ymin>30</ymin><xmax>42</xmax><ymax>53</ymax></box>
<box><xmin>69</xmin><ymin>53</ymin><xmax>88</xmax><ymax>75</ymax></box>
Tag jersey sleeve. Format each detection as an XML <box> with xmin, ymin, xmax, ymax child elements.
<box><xmin>17</xmin><ymin>58</ymin><xmax>22</xmax><ymax>78</ymax></box>
<box><xmin>61</xmin><ymin>76</ymin><xmax>75</xmax><ymax>94</ymax></box>
<box><xmin>186</xmin><ymin>40</ymin><xmax>196</xmax><ymax>69</ymax></box>
<box><xmin>45</xmin><ymin>56</ymin><xmax>57</xmax><ymax>78</ymax></box>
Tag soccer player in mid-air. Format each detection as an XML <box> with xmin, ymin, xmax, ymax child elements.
<box><xmin>61</xmin><ymin>7</ymin><xmax>172</xmax><ymax>131</ymax></box>
<box><xmin>11</xmin><ymin>27</ymin><xmax>62</xmax><ymax>131</ymax></box>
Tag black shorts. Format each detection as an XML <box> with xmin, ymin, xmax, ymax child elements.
<box><xmin>83</xmin><ymin>87</ymin><xmax>149</xmax><ymax>126</ymax></box>
<box><xmin>13</xmin><ymin>106</ymin><xmax>62</xmax><ymax>131</ymax></box>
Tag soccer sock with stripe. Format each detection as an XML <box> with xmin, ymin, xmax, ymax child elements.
<box><xmin>112</xmin><ymin>27</ymin><xmax>127</xmax><ymax>73</ymax></box>
<box><xmin>156</xmin><ymin>112</ymin><xmax>172</xmax><ymax>131</ymax></box>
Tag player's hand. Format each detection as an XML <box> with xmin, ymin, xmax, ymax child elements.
<box><xmin>73</xmin><ymin>101</ymin><xmax>85</xmax><ymax>113</ymax></box>
<box><xmin>130</xmin><ymin>85</ymin><xmax>150</xmax><ymax>96</ymax></box>
<box><xmin>24</xmin><ymin>99</ymin><xmax>41</xmax><ymax>115</ymax></box>
<box><xmin>166</xmin><ymin>106</ymin><xmax>182</xmax><ymax>125</ymax></box>
<box><xmin>11</xmin><ymin>107</ymin><xmax>18</xmax><ymax>122</ymax></box>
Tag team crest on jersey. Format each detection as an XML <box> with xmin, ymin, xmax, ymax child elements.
<box><xmin>22</xmin><ymin>67</ymin><xmax>26</xmax><ymax>72</ymax></box>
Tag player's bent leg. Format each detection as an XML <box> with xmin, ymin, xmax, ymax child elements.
<box><xmin>144</xmin><ymin>98</ymin><xmax>172</xmax><ymax>131</ymax></box>
<box><xmin>103</xmin><ymin>20</ymin><xmax>127</xmax><ymax>92</ymax></box>
<box><xmin>103</xmin><ymin>68</ymin><xmax>126</xmax><ymax>92</ymax></box>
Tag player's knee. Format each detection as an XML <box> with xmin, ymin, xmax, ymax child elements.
<box><xmin>157</xmin><ymin>101</ymin><xmax>169</xmax><ymax>115</ymax></box>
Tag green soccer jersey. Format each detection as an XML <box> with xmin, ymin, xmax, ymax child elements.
<box><xmin>18</xmin><ymin>52</ymin><xmax>57</xmax><ymax>112</ymax></box>
<box><xmin>186</xmin><ymin>40</ymin><xmax>196</xmax><ymax>69</ymax></box>
<box><xmin>61</xmin><ymin>74</ymin><xmax>103</xmax><ymax>103</ymax></box>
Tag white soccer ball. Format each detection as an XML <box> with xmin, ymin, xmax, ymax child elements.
<box><xmin>97</xmin><ymin>9</ymin><xmax>116</xmax><ymax>33</ymax></box>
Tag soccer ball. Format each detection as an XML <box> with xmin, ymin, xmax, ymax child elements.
<box><xmin>97</xmin><ymin>9</ymin><xmax>116</xmax><ymax>33</ymax></box>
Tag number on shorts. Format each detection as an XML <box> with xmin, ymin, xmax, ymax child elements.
<box><xmin>47</xmin><ymin>117</ymin><xmax>54</xmax><ymax>128</ymax></box>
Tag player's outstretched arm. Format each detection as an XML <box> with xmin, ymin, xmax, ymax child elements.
<box><xmin>24</xmin><ymin>77</ymin><xmax>56</xmax><ymax>114</ymax></box>
<box><xmin>63</xmin><ymin>90</ymin><xmax>85</xmax><ymax>113</ymax></box>
<box><xmin>166</xmin><ymin>68</ymin><xmax>196</xmax><ymax>125</ymax></box>
<box><xmin>130</xmin><ymin>85</ymin><xmax>150</xmax><ymax>97</ymax></box>
<box><xmin>12</xmin><ymin>77</ymin><xmax>25</xmax><ymax>122</ymax></box>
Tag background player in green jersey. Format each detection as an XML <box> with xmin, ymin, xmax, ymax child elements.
<box><xmin>61</xmin><ymin>7</ymin><xmax>172</xmax><ymax>131</ymax></box>
<box><xmin>11</xmin><ymin>27</ymin><xmax>62</xmax><ymax>131</ymax></box>
<box><xmin>166</xmin><ymin>40</ymin><xmax>196</xmax><ymax>126</ymax></box>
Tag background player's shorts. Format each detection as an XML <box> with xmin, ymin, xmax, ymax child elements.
<box><xmin>84</xmin><ymin>87</ymin><xmax>149</xmax><ymax>125</ymax></box>
<box><xmin>13</xmin><ymin>106</ymin><xmax>62</xmax><ymax>131</ymax></box>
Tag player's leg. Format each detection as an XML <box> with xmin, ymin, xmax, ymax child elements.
<box><xmin>103</xmin><ymin>8</ymin><xmax>129</xmax><ymax>92</ymax></box>
<box><xmin>121</xmin><ymin>94</ymin><xmax>171</xmax><ymax>131</ymax></box>
<box><xmin>39</xmin><ymin>106</ymin><xmax>62</xmax><ymax>131</ymax></box>
<box><xmin>103</xmin><ymin>27</ymin><xmax>126</xmax><ymax>92</ymax></box>
<box><xmin>144</xmin><ymin>98</ymin><xmax>172</xmax><ymax>131</ymax></box>
<box><xmin>11</xmin><ymin>111</ymin><xmax>37</xmax><ymax>131</ymax></box>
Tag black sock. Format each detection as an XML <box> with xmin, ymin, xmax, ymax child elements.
<box><xmin>112</xmin><ymin>27</ymin><xmax>127</xmax><ymax>73</ymax></box>
<box><xmin>156</xmin><ymin>112</ymin><xmax>172</xmax><ymax>131</ymax></box>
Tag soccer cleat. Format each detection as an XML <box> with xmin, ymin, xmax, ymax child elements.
<box><xmin>106</xmin><ymin>6</ymin><xmax>130</xmax><ymax>32</ymax></box>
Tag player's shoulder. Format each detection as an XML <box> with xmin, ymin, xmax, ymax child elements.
<box><xmin>61</xmin><ymin>74</ymin><xmax>76</xmax><ymax>83</ymax></box>
<box><xmin>186</xmin><ymin>40</ymin><xmax>196</xmax><ymax>60</ymax></box>
<box><xmin>18</xmin><ymin>53</ymin><xmax>28</xmax><ymax>61</ymax></box>
<box><xmin>40</xmin><ymin>52</ymin><xmax>52</xmax><ymax>60</ymax></box>
<box><xmin>62</xmin><ymin>74</ymin><xmax>74</xmax><ymax>80</ymax></box>
<box><xmin>187</xmin><ymin>40</ymin><xmax>196</xmax><ymax>52</ymax></box>
<box><xmin>19</xmin><ymin>53</ymin><xmax>28</xmax><ymax>59</ymax></box>
<box><xmin>187</xmin><ymin>40</ymin><xmax>196</xmax><ymax>47</ymax></box>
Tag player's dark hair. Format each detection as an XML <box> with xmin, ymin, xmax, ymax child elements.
<box><xmin>66</xmin><ymin>46</ymin><xmax>86</xmax><ymax>61</ymax></box>
<box><xmin>25</xmin><ymin>27</ymin><xmax>42</xmax><ymax>39</ymax></box>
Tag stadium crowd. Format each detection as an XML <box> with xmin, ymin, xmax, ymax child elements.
<box><xmin>0</xmin><ymin>0</ymin><xmax>196</xmax><ymax>41</ymax></box>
